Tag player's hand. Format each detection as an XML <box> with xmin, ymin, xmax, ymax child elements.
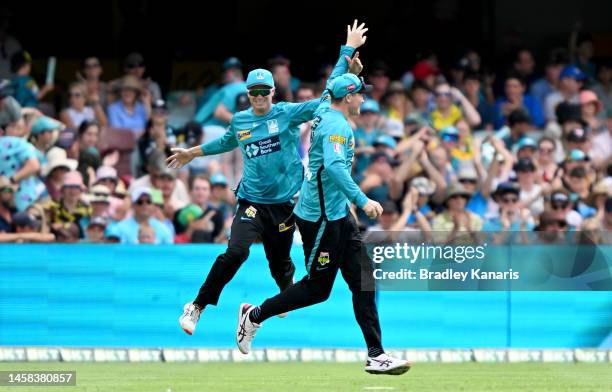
<box><xmin>363</xmin><ymin>199</ymin><xmax>383</xmax><ymax>219</ymax></box>
<box><xmin>345</xmin><ymin>51</ymin><xmax>363</xmax><ymax>75</ymax></box>
<box><xmin>166</xmin><ymin>148</ymin><xmax>195</xmax><ymax>169</ymax></box>
<box><xmin>345</xmin><ymin>19</ymin><xmax>368</xmax><ymax>49</ymax></box>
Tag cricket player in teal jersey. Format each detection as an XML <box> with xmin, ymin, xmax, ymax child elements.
<box><xmin>166</xmin><ymin>21</ymin><xmax>369</xmax><ymax>336</ymax></box>
<box><xmin>236</xmin><ymin>74</ymin><xmax>411</xmax><ymax>375</ymax></box>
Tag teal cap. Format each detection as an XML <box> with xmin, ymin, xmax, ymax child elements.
<box><xmin>516</xmin><ymin>137</ymin><xmax>537</xmax><ymax>151</ymax></box>
<box><xmin>373</xmin><ymin>134</ymin><xmax>397</xmax><ymax>149</ymax></box>
<box><xmin>329</xmin><ymin>73</ymin><xmax>372</xmax><ymax>99</ymax></box>
<box><xmin>360</xmin><ymin>99</ymin><xmax>380</xmax><ymax>114</ymax></box>
<box><xmin>246</xmin><ymin>68</ymin><xmax>275</xmax><ymax>89</ymax></box>
<box><xmin>31</xmin><ymin>116</ymin><xmax>61</xmax><ymax>135</ymax></box>
<box><xmin>210</xmin><ymin>173</ymin><xmax>228</xmax><ymax>186</ymax></box>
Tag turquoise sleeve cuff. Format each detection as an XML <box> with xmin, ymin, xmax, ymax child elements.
<box><xmin>355</xmin><ymin>192</ymin><xmax>368</xmax><ymax>209</ymax></box>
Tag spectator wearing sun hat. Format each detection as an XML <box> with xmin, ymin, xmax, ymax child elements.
<box><xmin>48</xmin><ymin>170</ymin><xmax>91</xmax><ymax>239</ymax></box>
<box><xmin>43</xmin><ymin>147</ymin><xmax>78</xmax><ymax>202</ymax></box>
<box><xmin>107</xmin><ymin>75</ymin><xmax>150</xmax><ymax>134</ymax></box>
<box><xmin>432</xmin><ymin>182</ymin><xmax>483</xmax><ymax>233</ymax></box>
<box><xmin>579</xmin><ymin>89</ymin><xmax>606</xmax><ymax>133</ymax></box>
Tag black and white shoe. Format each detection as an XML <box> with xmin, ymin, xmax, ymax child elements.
<box><xmin>236</xmin><ymin>303</ymin><xmax>261</xmax><ymax>354</ymax></box>
<box><xmin>365</xmin><ymin>353</ymin><xmax>411</xmax><ymax>375</ymax></box>
<box><xmin>179</xmin><ymin>302</ymin><xmax>202</xmax><ymax>335</ymax></box>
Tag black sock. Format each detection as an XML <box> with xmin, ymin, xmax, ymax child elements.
<box><xmin>368</xmin><ymin>347</ymin><xmax>384</xmax><ymax>357</ymax></box>
<box><xmin>249</xmin><ymin>306</ymin><xmax>262</xmax><ymax>323</ymax></box>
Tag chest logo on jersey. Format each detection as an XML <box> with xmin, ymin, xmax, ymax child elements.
<box><xmin>329</xmin><ymin>135</ymin><xmax>346</xmax><ymax>144</ymax></box>
<box><xmin>267</xmin><ymin>119</ymin><xmax>279</xmax><ymax>134</ymax></box>
<box><xmin>244</xmin><ymin>135</ymin><xmax>281</xmax><ymax>159</ymax></box>
<box><xmin>237</xmin><ymin>129</ymin><xmax>252</xmax><ymax>141</ymax></box>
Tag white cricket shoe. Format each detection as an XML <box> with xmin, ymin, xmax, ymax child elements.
<box><xmin>179</xmin><ymin>302</ymin><xmax>202</xmax><ymax>335</ymax></box>
<box><xmin>365</xmin><ymin>353</ymin><xmax>411</xmax><ymax>375</ymax></box>
<box><xmin>236</xmin><ymin>303</ymin><xmax>261</xmax><ymax>354</ymax></box>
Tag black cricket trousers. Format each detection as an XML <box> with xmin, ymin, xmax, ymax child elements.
<box><xmin>193</xmin><ymin>199</ymin><xmax>296</xmax><ymax>307</ymax></box>
<box><xmin>255</xmin><ymin>213</ymin><xmax>383</xmax><ymax>351</ymax></box>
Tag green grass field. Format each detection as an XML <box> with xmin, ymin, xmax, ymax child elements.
<box><xmin>1</xmin><ymin>362</ymin><xmax>611</xmax><ymax>392</ymax></box>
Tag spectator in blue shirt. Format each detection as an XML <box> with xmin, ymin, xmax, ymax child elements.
<box><xmin>106</xmin><ymin>186</ymin><xmax>173</xmax><ymax>244</ymax></box>
<box><xmin>494</xmin><ymin>72</ymin><xmax>544</xmax><ymax>129</ymax></box>
<box><xmin>107</xmin><ymin>75</ymin><xmax>151</xmax><ymax>134</ymax></box>
<box><xmin>530</xmin><ymin>48</ymin><xmax>568</xmax><ymax>109</ymax></box>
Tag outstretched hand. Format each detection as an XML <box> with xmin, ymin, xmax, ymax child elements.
<box><xmin>345</xmin><ymin>51</ymin><xmax>363</xmax><ymax>75</ymax></box>
<box><xmin>166</xmin><ymin>147</ymin><xmax>195</xmax><ymax>169</ymax></box>
<box><xmin>346</xmin><ymin>19</ymin><xmax>368</xmax><ymax>49</ymax></box>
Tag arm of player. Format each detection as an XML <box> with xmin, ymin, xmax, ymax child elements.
<box><xmin>283</xmin><ymin>21</ymin><xmax>367</xmax><ymax>126</ymax></box>
<box><xmin>166</xmin><ymin>125</ymin><xmax>238</xmax><ymax>169</ymax></box>
<box><xmin>322</xmin><ymin>132</ymin><xmax>382</xmax><ymax>218</ymax></box>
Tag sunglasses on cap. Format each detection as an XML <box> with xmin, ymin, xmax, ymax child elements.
<box><xmin>248</xmin><ymin>89</ymin><xmax>272</xmax><ymax>97</ymax></box>
<box><xmin>501</xmin><ymin>196</ymin><xmax>518</xmax><ymax>203</ymax></box>
<box><xmin>551</xmin><ymin>202</ymin><xmax>568</xmax><ymax>210</ymax></box>
<box><xmin>441</xmin><ymin>133</ymin><xmax>459</xmax><ymax>142</ymax></box>
<box><xmin>459</xmin><ymin>178</ymin><xmax>477</xmax><ymax>184</ymax></box>
<box><xmin>135</xmin><ymin>198</ymin><xmax>152</xmax><ymax>205</ymax></box>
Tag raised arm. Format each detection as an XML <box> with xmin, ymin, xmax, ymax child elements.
<box><xmin>285</xmin><ymin>20</ymin><xmax>369</xmax><ymax>125</ymax></box>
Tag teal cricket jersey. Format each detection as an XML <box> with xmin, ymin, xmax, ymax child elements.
<box><xmin>199</xmin><ymin>45</ymin><xmax>356</xmax><ymax>204</ymax></box>
<box><xmin>294</xmin><ymin>107</ymin><xmax>369</xmax><ymax>222</ymax></box>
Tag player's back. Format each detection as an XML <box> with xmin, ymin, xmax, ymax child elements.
<box><xmin>295</xmin><ymin>107</ymin><xmax>355</xmax><ymax>222</ymax></box>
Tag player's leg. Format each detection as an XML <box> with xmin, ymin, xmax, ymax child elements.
<box><xmin>236</xmin><ymin>217</ymin><xmax>342</xmax><ymax>353</ymax></box>
<box><xmin>339</xmin><ymin>215</ymin><xmax>410</xmax><ymax>375</ymax></box>
<box><xmin>179</xmin><ymin>201</ymin><xmax>263</xmax><ymax>335</ymax></box>
<box><xmin>261</xmin><ymin>203</ymin><xmax>296</xmax><ymax>292</ymax></box>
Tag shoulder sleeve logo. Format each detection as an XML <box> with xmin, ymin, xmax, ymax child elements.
<box><xmin>329</xmin><ymin>135</ymin><xmax>347</xmax><ymax>144</ymax></box>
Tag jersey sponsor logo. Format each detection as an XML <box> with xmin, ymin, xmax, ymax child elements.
<box><xmin>237</xmin><ymin>129</ymin><xmax>252</xmax><ymax>141</ymax></box>
<box><xmin>329</xmin><ymin>135</ymin><xmax>346</xmax><ymax>144</ymax></box>
<box><xmin>245</xmin><ymin>206</ymin><xmax>257</xmax><ymax>218</ymax></box>
<box><xmin>278</xmin><ymin>222</ymin><xmax>293</xmax><ymax>232</ymax></box>
<box><xmin>349</xmin><ymin>137</ymin><xmax>355</xmax><ymax>149</ymax></box>
<box><xmin>333</xmin><ymin>143</ymin><xmax>342</xmax><ymax>154</ymax></box>
<box><xmin>267</xmin><ymin>119</ymin><xmax>279</xmax><ymax>134</ymax></box>
<box><xmin>318</xmin><ymin>252</ymin><xmax>330</xmax><ymax>266</ymax></box>
<box><xmin>244</xmin><ymin>135</ymin><xmax>281</xmax><ymax>158</ymax></box>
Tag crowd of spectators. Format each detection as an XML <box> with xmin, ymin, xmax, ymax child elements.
<box><xmin>0</xmin><ymin>24</ymin><xmax>610</xmax><ymax>245</ymax></box>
